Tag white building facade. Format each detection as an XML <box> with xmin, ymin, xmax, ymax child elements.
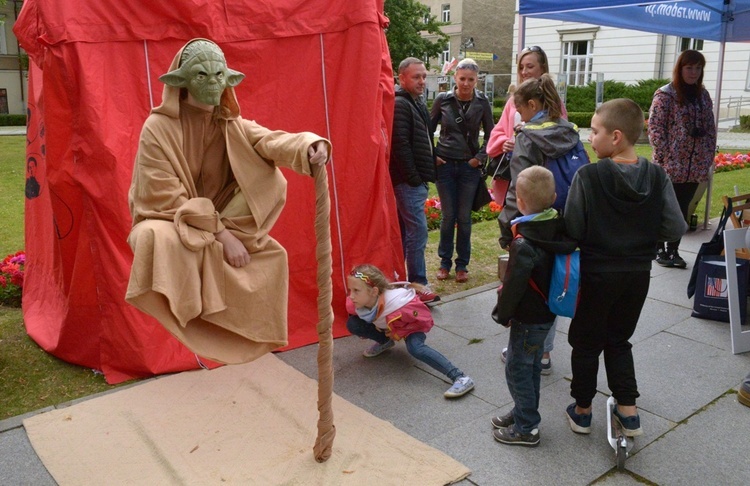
<box><xmin>0</xmin><ymin>0</ymin><xmax>25</xmax><ymax>115</ymax></box>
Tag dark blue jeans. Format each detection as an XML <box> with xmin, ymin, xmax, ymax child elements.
<box><xmin>346</xmin><ymin>315</ymin><xmax>463</xmax><ymax>381</ymax></box>
<box><xmin>505</xmin><ymin>319</ymin><xmax>553</xmax><ymax>434</ymax></box>
<box><xmin>393</xmin><ymin>182</ymin><xmax>429</xmax><ymax>285</ymax></box>
<box><xmin>436</xmin><ymin>159</ymin><xmax>482</xmax><ymax>272</ymax></box>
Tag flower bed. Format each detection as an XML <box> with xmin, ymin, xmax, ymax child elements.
<box><xmin>715</xmin><ymin>152</ymin><xmax>750</xmax><ymax>173</ymax></box>
<box><xmin>424</xmin><ymin>187</ymin><xmax>503</xmax><ymax>231</ymax></box>
<box><xmin>1</xmin><ymin>251</ymin><xmax>24</xmax><ymax>307</ymax></box>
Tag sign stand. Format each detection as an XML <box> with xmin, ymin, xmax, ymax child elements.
<box><xmin>723</xmin><ymin>227</ymin><xmax>750</xmax><ymax>354</ymax></box>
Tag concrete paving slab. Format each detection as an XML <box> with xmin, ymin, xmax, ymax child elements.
<box><xmin>630</xmin><ymin>298</ymin><xmax>692</xmax><ymax>345</ymax></box>
<box><xmin>0</xmin><ymin>427</ymin><xmax>55</xmax><ymax>485</ymax></box>
<box><xmin>430</xmin><ymin>288</ymin><xmax>504</xmax><ymax>341</ymax></box>
<box><xmin>279</xmin><ymin>334</ymin><xmax>496</xmax><ymax>444</ymax></box>
<box><xmin>621</xmin><ymin>332</ymin><xmax>749</xmax><ymax>423</ymax></box>
<box><xmin>669</xmin><ymin>314</ymin><xmax>750</xmax><ymax>352</ymax></box>
<box><xmin>626</xmin><ymin>393</ymin><xmax>750</xmax><ymax>485</ymax></box>
<box><xmin>413</xmin><ymin>325</ymin><xmax>513</xmax><ymax>407</ymax></box>
<box><xmin>648</xmin><ymin>265</ymin><xmax>695</xmax><ymax>309</ymax></box>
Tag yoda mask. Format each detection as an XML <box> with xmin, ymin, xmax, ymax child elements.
<box><xmin>159</xmin><ymin>39</ymin><xmax>245</xmax><ymax>106</ymax></box>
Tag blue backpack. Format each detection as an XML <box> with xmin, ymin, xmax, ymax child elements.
<box><xmin>546</xmin><ymin>140</ymin><xmax>590</xmax><ymax>212</ymax></box>
<box><xmin>529</xmin><ymin>250</ymin><xmax>581</xmax><ymax>318</ymax></box>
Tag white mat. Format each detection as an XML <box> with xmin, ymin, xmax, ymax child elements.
<box><xmin>24</xmin><ymin>353</ymin><xmax>470</xmax><ymax>485</ymax></box>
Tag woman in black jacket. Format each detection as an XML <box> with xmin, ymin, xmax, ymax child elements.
<box><xmin>430</xmin><ymin>58</ymin><xmax>495</xmax><ymax>283</ymax></box>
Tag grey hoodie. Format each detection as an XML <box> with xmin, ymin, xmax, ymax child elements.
<box><xmin>498</xmin><ymin>117</ymin><xmax>580</xmax><ymax>248</ymax></box>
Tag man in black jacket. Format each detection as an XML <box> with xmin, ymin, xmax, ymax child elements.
<box><xmin>390</xmin><ymin>57</ymin><xmax>439</xmax><ymax>304</ymax></box>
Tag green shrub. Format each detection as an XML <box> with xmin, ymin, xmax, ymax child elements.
<box><xmin>630</xmin><ymin>78</ymin><xmax>669</xmax><ymax>112</ymax></box>
<box><xmin>564</xmin><ymin>78</ymin><xmax>669</xmax><ymax>114</ymax></box>
<box><xmin>0</xmin><ymin>115</ymin><xmax>26</xmax><ymax>127</ymax></box>
<box><xmin>492</xmin><ymin>107</ymin><xmax>502</xmax><ymax>123</ymax></box>
<box><xmin>565</xmin><ymin>83</ymin><xmax>597</xmax><ymax>112</ymax></box>
<box><xmin>740</xmin><ymin>115</ymin><xmax>750</xmax><ymax>130</ymax></box>
<box><xmin>567</xmin><ymin>112</ymin><xmax>594</xmax><ymax>128</ymax></box>
<box><xmin>493</xmin><ymin>97</ymin><xmax>507</xmax><ymax>109</ymax></box>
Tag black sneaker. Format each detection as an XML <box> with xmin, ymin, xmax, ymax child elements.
<box><xmin>493</xmin><ymin>425</ymin><xmax>540</xmax><ymax>447</ymax></box>
<box><xmin>490</xmin><ymin>410</ymin><xmax>514</xmax><ymax>429</ymax></box>
<box><xmin>655</xmin><ymin>249</ymin><xmax>674</xmax><ymax>267</ymax></box>
<box><xmin>672</xmin><ymin>251</ymin><xmax>687</xmax><ymax>269</ymax></box>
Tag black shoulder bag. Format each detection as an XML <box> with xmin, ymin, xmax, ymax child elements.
<box><xmin>449</xmin><ymin>97</ymin><xmax>493</xmax><ymax>211</ymax></box>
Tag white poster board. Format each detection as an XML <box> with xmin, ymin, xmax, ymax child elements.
<box><xmin>722</xmin><ymin>227</ymin><xmax>750</xmax><ymax>354</ymax></box>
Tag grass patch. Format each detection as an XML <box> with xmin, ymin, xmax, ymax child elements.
<box><xmin>0</xmin><ymin>136</ymin><xmax>26</xmax><ymax>257</ymax></box>
<box><xmin>1</xmin><ymin>135</ymin><xmax>749</xmax><ymax>419</ymax></box>
<box><xmin>0</xmin><ymin>306</ymin><xmax>116</xmax><ymax>419</ymax></box>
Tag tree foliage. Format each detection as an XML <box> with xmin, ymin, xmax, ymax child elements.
<box><xmin>384</xmin><ymin>0</ymin><xmax>449</xmax><ymax>74</ymax></box>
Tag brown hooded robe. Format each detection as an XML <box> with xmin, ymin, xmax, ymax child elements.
<box><xmin>126</xmin><ymin>40</ymin><xmax>330</xmax><ymax>364</ymax></box>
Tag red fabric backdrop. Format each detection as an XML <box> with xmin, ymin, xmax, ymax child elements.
<box><xmin>14</xmin><ymin>0</ymin><xmax>403</xmax><ymax>384</ymax></box>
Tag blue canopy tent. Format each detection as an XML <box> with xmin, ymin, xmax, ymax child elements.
<box><xmin>518</xmin><ymin>0</ymin><xmax>750</xmax><ymax>225</ymax></box>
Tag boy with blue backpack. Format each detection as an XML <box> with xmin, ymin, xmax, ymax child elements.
<box><xmin>563</xmin><ymin>98</ymin><xmax>686</xmax><ymax>437</ymax></box>
<box><xmin>491</xmin><ymin>165</ymin><xmax>577</xmax><ymax>447</ymax></box>
<box><xmin>497</xmin><ymin>74</ymin><xmax>589</xmax><ymax>376</ymax></box>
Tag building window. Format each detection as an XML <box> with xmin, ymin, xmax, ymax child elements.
<box><xmin>441</xmin><ymin>41</ymin><xmax>451</xmax><ymax>65</ymax></box>
<box><xmin>0</xmin><ymin>89</ymin><xmax>8</xmax><ymax>115</ymax></box>
<box><xmin>562</xmin><ymin>40</ymin><xmax>594</xmax><ymax>87</ymax></box>
<box><xmin>0</xmin><ymin>19</ymin><xmax>7</xmax><ymax>55</ymax></box>
<box><xmin>680</xmin><ymin>38</ymin><xmax>704</xmax><ymax>51</ymax></box>
<box><xmin>441</xmin><ymin>4</ymin><xmax>450</xmax><ymax>23</ymax></box>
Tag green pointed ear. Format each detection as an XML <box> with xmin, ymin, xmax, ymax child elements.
<box><xmin>159</xmin><ymin>69</ymin><xmax>190</xmax><ymax>87</ymax></box>
<box><xmin>227</xmin><ymin>68</ymin><xmax>245</xmax><ymax>87</ymax></box>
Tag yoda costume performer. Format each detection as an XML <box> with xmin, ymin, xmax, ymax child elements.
<box><xmin>127</xmin><ymin>39</ymin><xmax>337</xmax><ymax>460</ymax></box>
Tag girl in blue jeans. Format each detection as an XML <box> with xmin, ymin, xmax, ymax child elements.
<box><xmin>345</xmin><ymin>264</ymin><xmax>475</xmax><ymax>398</ymax></box>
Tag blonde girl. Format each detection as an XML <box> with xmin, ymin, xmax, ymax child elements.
<box><xmin>345</xmin><ymin>264</ymin><xmax>475</xmax><ymax>398</ymax></box>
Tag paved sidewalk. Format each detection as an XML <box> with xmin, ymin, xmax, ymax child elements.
<box><xmin>1</xmin><ymin>225</ymin><xmax>749</xmax><ymax>485</ymax></box>
<box><xmin>0</xmin><ymin>126</ymin><xmax>26</xmax><ymax>136</ymax></box>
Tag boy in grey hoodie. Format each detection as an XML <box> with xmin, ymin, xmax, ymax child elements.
<box><xmin>563</xmin><ymin>98</ymin><xmax>687</xmax><ymax>437</ymax></box>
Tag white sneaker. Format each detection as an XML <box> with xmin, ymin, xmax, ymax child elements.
<box><xmin>444</xmin><ymin>376</ymin><xmax>475</xmax><ymax>398</ymax></box>
<box><xmin>363</xmin><ymin>340</ymin><xmax>395</xmax><ymax>358</ymax></box>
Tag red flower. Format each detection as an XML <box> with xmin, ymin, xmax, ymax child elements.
<box><xmin>10</xmin><ymin>272</ymin><xmax>23</xmax><ymax>287</ymax></box>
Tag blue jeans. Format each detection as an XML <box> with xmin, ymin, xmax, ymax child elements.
<box><xmin>505</xmin><ymin>319</ymin><xmax>553</xmax><ymax>434</ymax></box>
<box><xmin>393</xmin><ymin>183</ymin><xmax>429</xmax><ymax>285</ymax></box>
<box><xmin>346</xmin><ymin>315</ymin><xmax>463</xmax><ymax>382</ymax></box>
<box><xmin>436</xmin><ymin>160</ymin><xmax>482</xmax><ymax>272</ymax></box>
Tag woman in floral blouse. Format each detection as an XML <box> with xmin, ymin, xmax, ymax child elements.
<box><xmin>649</xmin><ymin>49</ymin><xmax>717</xmax><ymax>268</ymax></box>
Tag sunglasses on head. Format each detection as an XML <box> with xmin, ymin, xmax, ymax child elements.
<box><xmin>521</xmin><ymin>45</ymin><xmax>543</xmax><ymax>54</ymax></box>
